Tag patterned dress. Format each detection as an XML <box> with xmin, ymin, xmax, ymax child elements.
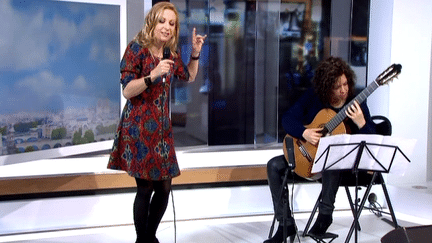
<box><xmin>107</xmin><ymin>40</ymin><xmax>190</xmax><ymax>181</ymax></box>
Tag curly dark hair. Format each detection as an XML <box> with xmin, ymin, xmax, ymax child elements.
<box><xmin>312</xmin><ymin>56</ymin><xmax>356</xmax><ymax>105</ymax></box>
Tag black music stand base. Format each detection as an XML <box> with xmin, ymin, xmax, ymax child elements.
<box><xmin>305</xmin><ymin>232</ymin><xmax>338</xmax><ymax>243</ymax></box>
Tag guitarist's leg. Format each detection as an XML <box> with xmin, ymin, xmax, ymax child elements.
<box><xmin>320</xmin><ymin>170</ymin><xmax>343</xmax><ymax>215</ymax></box>
<box><xmin>265</xmin><ymin>155</ymin><xmax>296</xmax><ymax>243</ymax></box>
<box><xmin>309</xmin><ymin>170</ymin><xmax>343</xmax><ymax>235</ymax></box>
<box><xmin>267</xmin><ymin>155</ymin><xmax>293</xmax><ymax>222</ymax></box>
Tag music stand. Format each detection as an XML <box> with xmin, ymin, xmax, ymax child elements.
<box><xmin>312</xmin><ymin>135</ymin><xmax>411</xmax><ymax>243</ymax></box>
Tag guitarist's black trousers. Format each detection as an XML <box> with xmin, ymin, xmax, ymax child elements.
<box><xmin>319</xmin><ymin>170</ymin><xmax>375</xmax><ymax>215</ymax></box>
<box><xmin>267</xmin><ymin>155</ymin><xmax>295</xmax><ymax>225</ymax></box>
<box><xmin>267</xmin><ymin>155</ymin><xmax>375</xmax><ymax>218</ymax></box>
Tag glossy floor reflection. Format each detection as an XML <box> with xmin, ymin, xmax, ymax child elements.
<box><xmin>2</xmin><ymin>181</ymin><xmax>432</xmax><ymax>243</ymax></box>
<box><xmin>1</xmin><ymin>211</ymin><xmax>424</xmax><ymax>243</ymax></box>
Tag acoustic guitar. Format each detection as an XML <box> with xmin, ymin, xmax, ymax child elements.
<box><xmin>283</xmin><ymin>64</ymin><xmax>402</xmax><ymax>180</ymax></box>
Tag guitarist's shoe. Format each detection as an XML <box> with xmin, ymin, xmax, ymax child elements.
<box><xmin>264</xmin><ymin>224</ymin><xmax>296</xmax><ymax>243</ymax></box>
<box><xmin>308</xmin><ymin>213</ymin><xmax>332</xmax><ymax>236</ymax></box>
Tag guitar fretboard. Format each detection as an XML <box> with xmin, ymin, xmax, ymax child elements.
<box><xmin>325</xmin><ymin>81</ymin><xmax>380</xmax><ymax>134</ymax></box>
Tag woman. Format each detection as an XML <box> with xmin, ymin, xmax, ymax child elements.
<box><xmin>264</xmin><ymin>57</ymin><xmax>376</xmax><ymax>243</ymax></box>
<box><xmin>107</xmin><ymin>2</ymin><xmax>206</xmax><ymax>243</ymax></box>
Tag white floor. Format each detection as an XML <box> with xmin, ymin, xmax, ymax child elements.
<box><xmin>1</xmin><ymin>182</ymin><xmax>432</xmax><ymax>243</ymax></box>
<box><xmin>1</xmin><ymin>149</ymin><xmax>431</xmax><ymax>243</ymax></box>
<box><xmin>0</xmin><ymin>211</ymin><xmax>425</xmax><ymax>243</ymax></box>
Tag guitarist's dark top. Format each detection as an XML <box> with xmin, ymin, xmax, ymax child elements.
<box><xmin>281</xmin><ymin>88</ymin><xmax>377</xmax><ymax>140</ymax></box>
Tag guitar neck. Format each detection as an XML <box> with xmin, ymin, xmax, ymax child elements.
<box><xmin>324</xmin><ymin>81</ymin><xmax>380</xmax><ymax>134</ymax></box>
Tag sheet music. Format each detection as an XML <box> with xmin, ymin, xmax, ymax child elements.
<box><xmin>312</xmin><ymin>134</ymin><xmax>416</xmax><ymax>175</ymax></box>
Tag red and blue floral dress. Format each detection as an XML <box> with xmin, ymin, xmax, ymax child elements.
<box><xmin>107</xmin><ymin>41</ymin><xmax>190</xmax><ymax>181</ymax></box>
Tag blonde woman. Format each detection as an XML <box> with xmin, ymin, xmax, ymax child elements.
<box><xmin>107</xmin><ymin>2</ymin><xmax>206</xmax><ymax>242</ymax></box>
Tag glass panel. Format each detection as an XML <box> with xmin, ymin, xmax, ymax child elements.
<box><xmin>350</xmin><ymin>0</ymin><xmax>369</xmax><ymax>94</ymax></box>
<box><xmin>205</xmin><ymin>0</ymin><xmax>254</xmax><ymax>145</ymax></box>
<box><xmin>172</xmin><ymin>0</ymin><xmax>209</xmax><ymax>147</ymax></box>
<box><xmin>254</xmin><ymin>1</ymin><xmax>280</xmax><ymax>145</ymax></box>
<box><xmin>173</xmin><ymin>0</ymin><xmax>260</xmax><ymax>146</ymax></box>
<box><xmin>277</xmin><ymin>0</ymin><xmax>327</xmax><ymax>141</ymax></box>
<box><xmin>170</xmin><ymin>0</ymin><xmax>370</xmax><ymax>148</ymax></box>
<box><xmin>327</xmin><ymin>0</ymin><xmax>369</xmax><ymax>93</ymax></box>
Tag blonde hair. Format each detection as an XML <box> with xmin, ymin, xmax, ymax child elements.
<box><xmin>133</xmin><ymin>2</ymin><xmax>180</xmax><ymax>57</ymax></box>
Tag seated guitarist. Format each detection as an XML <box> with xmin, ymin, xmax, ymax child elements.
<box><xmin>264</xmin><ymin>56</ymin><xmax>377</xmax><ymax>243</ymax></box>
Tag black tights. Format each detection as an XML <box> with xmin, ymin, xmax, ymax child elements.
<box><xmin>134</xmin><ymin>178</ymin><xmax>172</xmax><ymax>243</ymax></box>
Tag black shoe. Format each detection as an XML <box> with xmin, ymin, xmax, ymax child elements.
<box><xmin>264</xmin><ymin>224</ymin><xmax>296</xmax><ymax>243</ymax></box>
<box><xmin>308</xmin><ymin>213</ymin><xmax>332</xmax><ymax>236</ymax></box>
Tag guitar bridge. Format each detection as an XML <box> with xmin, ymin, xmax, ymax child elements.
<box><xmin>296</xmin><ymin>140</ymin><xmax>313</xmax><ymax>162</ymax></box>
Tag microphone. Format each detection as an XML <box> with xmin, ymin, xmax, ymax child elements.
<box><xmin>368</xmin><ymin>193</ymin><xmax>377</xmax><ymax>204</ymax></box>
<box><xmin>368</xmin><ymin>192</ymin><xmax>382</xmax><ymax>217</ymax></box>
<box><xmin>162</xmin><ymin>47</ymin><xmax>170</xmax><ymax>83</ymax></box>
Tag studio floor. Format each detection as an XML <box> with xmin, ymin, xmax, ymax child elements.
<box><xmin>0</xmin><ymin>206</ymin><xmax>429</xmax><ymax>243</ymax></box>
<box><xmin>1</xmin><ymin>150</ymin><xmax>431</xmax><ymax>243</ymax></box>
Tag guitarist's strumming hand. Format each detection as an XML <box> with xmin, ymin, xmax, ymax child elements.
<box><xmin>345</xmin><ymin>100</ymin><xmax>366</xmax><ymax>129</ymax></box>
<box><xmin>303</xmin><ymin>128</ymin><xmax>323</xmax><ymax>146</ymax></box>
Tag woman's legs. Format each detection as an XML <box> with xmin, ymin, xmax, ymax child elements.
<box><xmin>265</xmin><ymin>155</ymin><xmax>296</xmax><ymax>243</ymax></box>
<box><xmin>146</xmin><ymin>179</ymin><xmax>172</xmax><ymax>241</ymax></box>
<box><xmin>319</xmin><ymin>170</ymin><xmax>342</xmax><ymax>215</ymax></box>
<box><xmin>267</xmin><ymin>155</ymin><xmax>294</xmax><ymax>223</ymax></box>
<box><xmin>309</xmin><ymin>170</ymin><xmax>376</xmax><ymax>236</ymax></box>
<box><xmin>134</xmin><ymin>178</ymin><xmax>172</xmax><ymax>243</ymax></box>
<box><xmin>309</xmin><ymin>170</ymin><xmax>344</xmax><ymax>235</ymax></box>
<box><xmin>134</xmin><ymin>178</ymin><xmax>153</xmax><ymax>243</ymax></box>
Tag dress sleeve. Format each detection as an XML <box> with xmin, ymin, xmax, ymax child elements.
<box><xmin>120</xmin><ymin>41</ymin><xmax>144</xmax><ymax>89</ymax></box>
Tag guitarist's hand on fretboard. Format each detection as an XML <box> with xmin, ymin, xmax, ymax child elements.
<box><xmin>302</xmin><ymin>127</ymin><xmax>323</xmax><ymax>146</ymax></box>
<box><xmin>345</xmin><ymin>100</ymin><xmax>366</xmax><ymax>129</ymax></box>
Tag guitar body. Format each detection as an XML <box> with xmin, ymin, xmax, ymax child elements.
<box><xmin>283</xmin><ymin>109</ymin><xmax>347</xmax><ymax>180</ymax></box>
